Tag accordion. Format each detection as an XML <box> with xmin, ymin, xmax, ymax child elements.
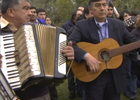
<box><xmin>1</xmin><ymin>23</ymin><xmax>67</xmax><ymax>90</ymax></box>
<box><xmin>0</xmin><ymin>69</ymin><xmax>18</xmax><ymax>100</ymax></box>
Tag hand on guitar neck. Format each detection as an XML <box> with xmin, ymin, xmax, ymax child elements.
<box><xmin>85</xmin><ymin>53</ymin><xmax>101</xmax><ymax>73</ymax></box>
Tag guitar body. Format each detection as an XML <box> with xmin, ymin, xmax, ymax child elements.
<box><xmin>72</xmin><ymin>38</ymin><xmax>123</xmax><ymax>82</ymax></box>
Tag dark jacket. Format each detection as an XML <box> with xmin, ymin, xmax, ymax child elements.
<box><xmin>62</xmin><ymin>19</ymin><xmax>75</xmax><ymax>33</ymax></box>
<box><xmin>68</xmin><ymin>17</ymin><xmax>139</xmax><ymax>94</ymax></box>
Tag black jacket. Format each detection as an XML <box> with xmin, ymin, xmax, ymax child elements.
<box><xmin>68</xmin><ymin>17</ymin><xmax>139</xmax><ymax>94</ymax></box>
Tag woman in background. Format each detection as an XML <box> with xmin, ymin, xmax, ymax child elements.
<box><xmin>46</xmin><ymin>17</ymin><xmax>53</xmax><ymax>26</ymax></box>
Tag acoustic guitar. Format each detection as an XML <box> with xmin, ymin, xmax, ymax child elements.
<box><xmin>71</xmin><ymin>38</ymin><xmax>140</xmax><ymax>82</ymax></box>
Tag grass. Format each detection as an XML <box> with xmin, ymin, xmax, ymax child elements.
<box><xmin>56</xmin><ymin>79</ymin><xmax>140</xmax><ymax>100</ymax></box>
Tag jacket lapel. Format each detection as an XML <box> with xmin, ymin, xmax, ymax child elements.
<box><xmin>88</xmin><ymin>18</ymin><xmax>100</xmax><ymax>43</ymax></box>
<box><xmin>108</xmin><ymin>18</ymin><xmax>119</xmax><ymax>40</ymax></box>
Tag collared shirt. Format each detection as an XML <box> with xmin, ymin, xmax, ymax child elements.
<box><xmin>0</xmin><ymin>17</ymin><xmax>17</xmax><ymax>32</ymax></box>
<box><xmin>94</xmin><ymin>19</ymin><xmax>109</xmax><ymax>41</ymax></box>
<box><xmin>83</xmin><ymin>18</ymin><xmax>109</xmax><ymax>59</ymax></box>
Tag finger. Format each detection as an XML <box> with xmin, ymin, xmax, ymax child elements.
<box><xmin>0</xmin><ymin>54</ymin><xmax>2</xmax><ymax>58</ymax></box>
<box><xmin>68</xmin><ymin>41</ymin><xmax>72</xmax><ymax>47</ymax></box>
<box><xmin>90</xmin><ymin>65</ymin><xmax>95</xmax><ymax>72</ymax></box>
<box><xmin>93</xmin><ymin>65</ymin><xmax>98</xmax><ymax>73</ymax></box>
<box><xmin>67</xmin><ymin>56</ymin><xmax>74</xmax><ymax>60</ymax></box>
<box><xmin>95</xmin><ymin>63</ymin><xmax>100</xmax><ymax>72</ymax></box>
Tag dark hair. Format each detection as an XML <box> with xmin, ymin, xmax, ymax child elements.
<box><xmin>82</xmin><ymin>5</ymin><xmax>90</xmax><ymax>19</ymax></box>
<box><xmin>37</xmin><ymin>8</ymin><xmax>46</xmax><ymax>15</ymax></box>
<box><xmin>108</xmin><ymin>2</ymin><xmax>113</xmax><ymax>8</ymax></box>
<box><xmin>131</xmin><ymin>10</ymin><xmax>140</xmax><ymax>16</ymax></box>
<box><xmin>1</xmin><ymin>0</ymin><xmax>30</xmax><ymax>14</ymax></box>
<box><xmin>84</xmin><ymin>6</ymin><xmax>90</xmax><ymax>15</ymax></box>
<box><xmin>30</xmin><ymin>6</ymin><xmax>37</xmax><ymax>10</ymax></box>
<box><xmin>89</xmin><ymin>0</ymin><xmax>107</xmax><ymax>5</ymax></box>
<box><xmin>71</xmin><ymin>9</ymin><xmax>83</xmax><ymax>20</ymax></box>
<box><xmin>88</xmin><ymin>0</ymin><xmax>108</xmax><ymax>9</ymax></box>
<box><xmin>77</xmin><ymin>14</ymin><xmax>85</xmax><ymax>21</ymax></box>
<box><xmin>119</xmin><ymin>10</ymin><xmax>131</xmax><ymax>21</ymax></box>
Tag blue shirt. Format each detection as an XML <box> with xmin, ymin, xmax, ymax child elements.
<box><xmin>83</xmin><ymin>18</ymin><xmax>109</xmax><ymax>59</ymax></box>
<box><xmin>94</xmin><ymin>19</ymin><xmax>109</xmax><ymax>41</ymax></box>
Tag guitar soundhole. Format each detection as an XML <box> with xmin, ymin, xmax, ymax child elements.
<box><xmin>100</xmin><ymin>50</ymin><xmax>110</xmax><ymax>61</ymax></box>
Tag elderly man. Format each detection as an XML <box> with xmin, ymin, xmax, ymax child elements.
<box><xmin>68</xmin><ymin>0</ymin><xmax>140</xmax><ymax>100</ymax></box>
<box><xmin>0</xmin><ymin>0</ymin><xmax>74</xmax><ymax>100</ymax></box>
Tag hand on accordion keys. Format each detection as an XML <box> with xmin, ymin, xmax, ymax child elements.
<box><xmin>0</xmin><ymin>54</ymin><xmax>2</xmax><ymax>68</ymax></box>
<box><xmin>61</xmin><ymin>41</ymin><xmax>74</xmax><ymax>60</ymax></box>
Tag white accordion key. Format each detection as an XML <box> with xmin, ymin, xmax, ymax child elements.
<box><xmin>58</xmin><ymin>34</ymin><xmax>67</xmax><ymax>75</ymax></box>
<box><xmin>7</xmin><ymin>66</ymin><xmax>18</xmax><ymax>71</ymax></box>
<box><xmin>8</xmin><ymin>77</ymin><xmax>20</xmax><ymax>83</ymax></box>
<box><xmin>0</xmin><ymin>34</ymin><xmax>21</xmax><ymax>90</ymax></box>
<box><xmin>3</xmin><ymin>39</ymin><xmax>14</xmax><ymax>44</ymax></box>
<box><xmin>4</xmin><ymin>47</ymin><xmax>15</xmax><ymax>52</ymax></box>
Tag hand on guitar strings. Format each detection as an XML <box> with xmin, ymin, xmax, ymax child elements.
<box><xmin>85</xmin><ymin>53</ymin><xmax>101</xmax><ymax>73</ymax></box>
<box><xmin>61</xmin><ymin>41</ymin><xmax>74</xmax><ymax>60</ymax></box>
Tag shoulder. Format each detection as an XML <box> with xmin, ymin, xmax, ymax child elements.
<box><xmin>62</xmin><ymin>19</ymin><xmax>74</xmax><ymax>26</ymax></box>
<box><xmin>108</xmin><ymin>18</ymin><xmax>124</xmax><ymax>24</ymax></box>
<box><xmin>76</xmin><ymin>17</ymin><xmax>94</xmax><ymax>26</ymax></box>
<box><xmin>107</xmin><ymin>18</ymin><xmax>126</xmax><ymax>29</ymax></box>
<box><xmin>131</xmin><ymin>28</ymin><xmax>140</xmax><ymax>35</ymax></box>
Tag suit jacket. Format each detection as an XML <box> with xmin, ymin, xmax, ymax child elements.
<box><xmin>62</xmin><ymin>19</ymin><xmax>75</xmax><ymax>32</ymax></box>
<box><xmin>68</xmin><ymin>17</ymin><xmax>139</xmax><ymax>94</ymax></box>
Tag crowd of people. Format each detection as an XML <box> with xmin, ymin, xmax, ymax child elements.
<box><xmin>1</xmin><ymin>0</ymin><xmax>140</xmax><ymax>100</ymax></box>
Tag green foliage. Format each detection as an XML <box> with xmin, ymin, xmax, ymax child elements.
<box><xmin>113</xmin><ymin>0</ymin><xmax>140</xmax><ymax>12</ymax></box>
<box><xmin>55</xmin><ymin>0</ymin><xmax>75</xmax><ymax>26</ymax></box>
<box><xmin>30</xmin><ymin>0</ymin><xmax>140</xmax><ymax>27</ymax></box>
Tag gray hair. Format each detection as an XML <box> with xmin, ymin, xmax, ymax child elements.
<box><xmin>1</xmin><ymin>0</ymin><xmax>30</xmax><ymax>14</ymax></box>
<box><xmin>88</xmin><ymin>0</ymin><xmax>109</xmax><ymax>10</ymax></box>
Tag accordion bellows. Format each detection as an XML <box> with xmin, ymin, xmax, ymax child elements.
<box><xmin>1</xmin><ymin>23</ymin><xmax>67</xmax><ymax>90</ymax></box>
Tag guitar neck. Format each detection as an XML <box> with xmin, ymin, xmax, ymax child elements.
<box><xmin>109</xmin><ymin>40</ymin><xmax>140</xmax><ymax>57</ymax></box>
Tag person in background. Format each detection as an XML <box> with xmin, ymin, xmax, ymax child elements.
<box><xmin>83</xmin><ymin>5</ymin><xmax>93</xmax><ymax>19</ymax></box>
<box><xmin>45</xmin><ymin>16</ymin><xmax>58</xmax><ymax>100</ymax></box>
<box><xmin>45</xmin><ymin>17</ymin><xmax>53</xmax><ymax>26</ymax></box>
<box><xmin>129</xmin><ymin>14</ymin><xmax>140</xmax><ymax>99</ymax></box>
<box><xmin>62</xmin><ymin>9</ymin><xmax>83</xmax><ymax>99</ymax></box>
<box><xmin>78</xmin><ymin>6</ymin><xmax>84</xmax><ymax>12</ymax></box>
<box><xmin>107</xmin><ymin>2</ymin><xmax>119</xmax><ymax>19</ymax></box>
<box><xmin>62</xmin><ymin>9</ymin><xmax>83</xmax><ymax>33</ymax></box>
<box><xmin>30</xmin><ymin>7</ymin><xmax>58</xmax><ymax>100</ymax></box>
<box><xmin>30</xmin><ymin>6</ymin><xmax>38</xmax><ymax>23</ymax></box>
<box><xmin>68</xmin><ymin>0</ymin><xmax>140</xmax><ymax>100</ymax></box>
<box><xmin>37</xmin><ymin>8</ymin><xmax>46</xmax><ymax>19</ymax></box>
<box><xmin>131</xmin><ymin>10</ymin><xmax>140</xmax><ymax>17</ymax></box>
<box><xmin>36</xmin><ymin>8</ymin><xmax>48</xmax><ymax>25</ymax></box>
<box><xmin>107</xmin><ymin>2</ymin><xmax>113</xmax><ymax>18</ymax></box>
<box><xmin>119</xmin><ymin>10</ymin><xmax>139</xmax><ymax>100</ymax></box>
<box><xmin>119</xmin><ymin>10</ymin><xmax>136</xmax><ymax>32</ymax></box>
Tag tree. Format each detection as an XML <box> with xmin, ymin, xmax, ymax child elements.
<box><xmin>30</xmin><ymin>0</ymin><xmax>140</xmax><ymax>26</ymax></box>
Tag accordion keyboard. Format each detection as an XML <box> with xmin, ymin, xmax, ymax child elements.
<box><xmin>0</xmin><ymin>70</ymin><xmax>18</xmax><ymax>100</ymax></box>
<box><xmin>0</xmin><ymin>34</ymin><xmax>21</xmax><ymax>90</ymax></box>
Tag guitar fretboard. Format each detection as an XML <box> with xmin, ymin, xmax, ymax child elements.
<box><xmin>109</xmin><ymin>40</ymin><xmax>140</xmax><ymax>57</ymax></box>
